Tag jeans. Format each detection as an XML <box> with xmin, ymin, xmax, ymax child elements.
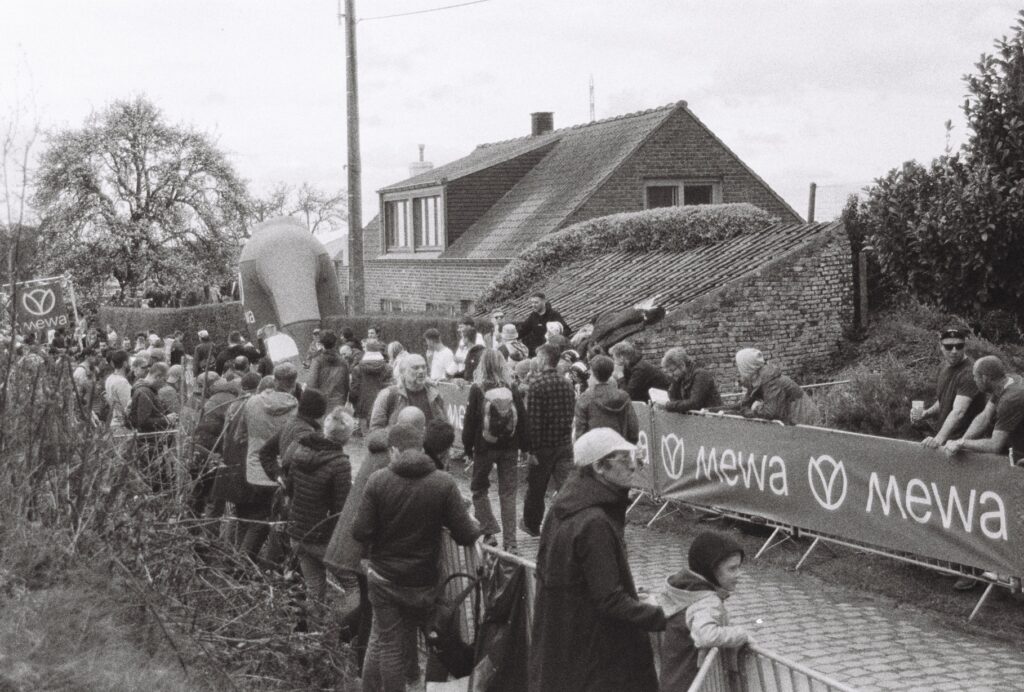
<box><xmin>362</xmin><ymin>569</ymin><xmax>437</xmax><ymax>692</ymax></box>
<box><xmin>292</xmin><ymin>540</ymin><xmax>328</xmax><ymax>603</ymax></box>
<box><xmin>470</xmin><ymin>447</ymin><xmax>519</xmax><ymax>549</ymax></box>
<box><xmin>523</xmin><ymin>443</ymin><xmax>574</xmax><ymax>534</ymax></box>
<box><xmin>236</xmin><ymin>486</ymin><xmax>275</xmax><ymax>561</ymax></box>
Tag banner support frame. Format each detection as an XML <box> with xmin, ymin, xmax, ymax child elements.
<box><xmin>626</xmin><ymin>490</ymin><xmax>650</xmax><ymax>516</ymax></box>
<box><xmin>754</xmin><ymin>526</ymin><xmax>793</xmax><ymax>559</ymax></box>
<box><xmin>646</xmin><ymin>500</ymin><xmax>678</xmax><ymax>528</ymax></box>
<box><xmin>968</xmin><ymin>584</ymin><xmax>996</xmax><ymax>622</ymax></box>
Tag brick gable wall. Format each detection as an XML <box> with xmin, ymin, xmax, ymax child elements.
<box><xmin>634</xmin><ymin>230</ymin><xmax>853</xmax><ymax>389</ymax></box>
<box><xmin>351</xmin><ymin>258</ymin><xmax>507</xmax><ymax>314</ymax></box>
<box><xmin>563</xmin><ymin>107</ymin><xmax>801</xmax><ymax>227</ymax></box>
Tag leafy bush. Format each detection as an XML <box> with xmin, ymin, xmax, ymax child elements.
<box><xmin>323</xmin><ymin>313</ymin><xmax>493</xmax><ymax>355</ymax></box>
<box><xmin>478</xmin><ymin>203</ymin><xmax>776</xmax><ymax>309</ymax></box>
<box><xmin>98</xmin><ymin>302</ymin><xmax>249</xmax><ymax>352</ymax></box>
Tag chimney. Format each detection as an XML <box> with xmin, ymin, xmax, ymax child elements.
<box><xmin>531</xmin><ymin>112</ymin><xmax>554</xmax><ymax>136</ymax></box>
<box><xmin>408</xmin><ymin>144</ymin><xmax>433</xmax><ymax>178</ymax></box>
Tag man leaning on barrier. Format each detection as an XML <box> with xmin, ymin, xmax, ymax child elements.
<box><xmin>913</xmin><ymin>327</ymin><xmax>986</xmax><ymax>449</ymax></box>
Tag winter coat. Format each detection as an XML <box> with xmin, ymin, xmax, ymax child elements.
<box><xmin>309</xmin><ymin>349</ymin><xmax>350</xmax><ymax>410</ymax></box>
<box><xmin>351</xmin><ymin>449</ymin><xmax>480</xmax><ymax>587</ymax></box>
<box><xmin>658</xmin><ymin>569</ymin><xmax>748</xmax><ymax>692</ymax></box>
<box><xmin>350</xmin><ymin>354</ymin><xmax>389</xmax><ymax>420</ymax></box>
<box><xmin>743</xmin><ymin>364</ymin><xmax>820</xmax><ymax>426</ymax></box>
<box><xmin>237</xmin><ymin>389</ymin><xmax>298</xmax><ymax>487</ymax></box>
<box><xmin>193</xmin><ymin>342</ymin><xmax>217</xmax><ymax>376</ymax></box>
<box><xmin>530</xmin><ymin>472</ymin><xmax>665</xmax><ymax>692</ymax></box>
<box><xmin>129</xmin><ymin>381</ymin><xmax>170</xmax><ymax>432</ymax></box>
<box><xmin>368</xmin><ymin>381</ymin><xmax>448</xmax><ymax>432</ymax></box>
<box><xmin>518</xmin><ymin>303</ymin><xmax>571</xmax><ymax>356</ymax></box>
<box><xmin>209</xmin><ymin>395</ymin><xmax>253</xmax><ymax>504</ymax></box>
<box><xmin>620</xmin><ymin>357</ymin><xmax>672</xmax><ymax>403</ymax></box>
<box><xmin>215</xmin><ymin>343</ymin><xmax>261</xmax><ymax>375</ymax></box>
<box><xmin>461</xmin><ymin>381</ymin><xmax>529</xmax><ymax>457</ymax></box>
<box><xmin>460</xmin><ymin>344</ymin><xmax>485</xmax><ymax>382</ymax></box>
<box><xmin>193</xmin><ymin>379</ymin><xmax>242</xmax><ymax>455</ymax></box>
<box><xmin>284</xmin><ymin>432</ymin><xmax>352</xmax><ymax>545</ymax></box>
<box><xmin>158</xmin><ymin>383</ymin><xmax>181</xmax><ymax>416</ymax></box>
<box><xmin>324</xmin><ymin>429</ymin><xmax>390</xmax><ymax>575</ymax></box>
<box><xmin>257</xmin><ymin>414</ymin><xmax>320</xmax><ymax>481</ymax></box>
<box><xmin>665</xmin><ymin>368</ymin><xmax>722</xmax><ymax>413</ymax></box>
<box><xmin>573</xmin><ymin>381</ymin><xmax>639</xmax><ymax>443</ymax></box>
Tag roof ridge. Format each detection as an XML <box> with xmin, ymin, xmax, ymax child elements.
<box><xmin>476</xmin><ymin>100</ymin><xmax>686</xmax><ymax>149</ymax></box>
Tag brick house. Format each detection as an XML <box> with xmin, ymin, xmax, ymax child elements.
<box><xmin>351</xmin><ymin>100</ymin><xmax>801</xmax><ymax>315</ymax></box>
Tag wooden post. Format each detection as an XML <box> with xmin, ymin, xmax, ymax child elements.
<box><xmin>858</xmin><ymin>250</ymin><xmax>870</xmax><ymax>327</ymax></box>
<box><xmin>807</xmin><ymin>182</ymin><xmax>817</xmax><ymax>223</ymax></box>
<box><xmin>344</xmin><ymin>0</ymin><xmax>364</xmax><ymax>315</ymax></box>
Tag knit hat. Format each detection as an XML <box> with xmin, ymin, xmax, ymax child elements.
<box><xmin>500</xmin><ymin>324</ymin><xmax>519</xmax><ymax>341</ymax></box>
<box><xmin>297</xmin><ymin>388</ymin><xmax>328</xmax><ymax>419</ymax></box>
<box><xmin>240</xmin><ymin>372</ymin><xmax>261</xmax><ymax>392</ymax></box>
<box><xmin>687</xmin><ymin>531</ymin><xmax>745</xmax><ymax>588</ymax></box>
<box><xmin>573</xmin><ymin>427</ymin><xmax>636</xmax><ymax>468</ymax></box>
<box><xmin>735</xmin><ymin>348</ymin><xmax>766</xmax><ymax>380</ymax></box>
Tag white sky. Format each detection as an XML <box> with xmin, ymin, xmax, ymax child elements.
<box><xmin>2</xmin><ymin>0</ymin><xmax>1021</xmax><ymax>231</ymax></box>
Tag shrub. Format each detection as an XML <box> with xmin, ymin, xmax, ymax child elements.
<box><xmin>323</xmin><ymin>313</ymin><xmax>493</xmax><ymax>355</ymax></box>
<box><xmin>477</xmin><ymin>203</ymin><xmax>776</xmax><ymax>309</ymax></box>
<box><xmin>97</xmin><ymin>302</ymin><xmax>249</xmax><ymax>352</ymax></box>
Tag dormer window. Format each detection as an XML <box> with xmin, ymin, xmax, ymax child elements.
<box><xmin>644</xmin><ymin>179</ymin><xmax>722</xmax><ymax>208</ymax></box>
<box><xmin>384</xmin><ymin>188</ymin><xmax>445</xmax><ymax>253</ymax></box>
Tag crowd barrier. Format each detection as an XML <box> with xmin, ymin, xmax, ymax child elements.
<box><xmin>690</xmin><ymin>646</ymin><xmax>857</xmax><ymax>692</ymax></box>
<box><xmin>436</xmin><ymin>384</ymin><xmax>1024</xmax><ymax>620</ymax></box>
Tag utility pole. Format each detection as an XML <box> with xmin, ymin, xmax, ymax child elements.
<box><xmin>342</xmin><ymin>0</ymin><xmax>364</xmax><ymax>314</ymax></box>
<box><xmin>589</xmin><ymin>74</ymin><xmax>595</xmax><ymax>122</ymax></box>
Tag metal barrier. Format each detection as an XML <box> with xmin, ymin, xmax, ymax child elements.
<box><xmin>690</xmin><ymin>645</ymin><xmax>858</xmax><ymax>692</ymax></box>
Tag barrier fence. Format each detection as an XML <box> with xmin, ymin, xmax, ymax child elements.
<box><xmin>436</xmin><ymin>384</ymin><xmax>1024</xmax><ymax>620</ymax></box>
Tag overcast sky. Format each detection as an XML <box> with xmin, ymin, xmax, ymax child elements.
<box><xmin>3</xmin><ymin>0</ymin><xmax>1022</xmax><ymax>231</ymax></box>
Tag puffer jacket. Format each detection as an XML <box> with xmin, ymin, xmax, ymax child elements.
<box><xmin>284</xmin><ymin>433</ymin><xmax>352</xmax><ymax>545</ymax></box>
<box><xmin>129</xmin><ymin>380</ymin><xmax>169</xmax><ymax>432</ymax></box>
<box><xmin>193</xmin><ymin>379</ymin><xmax>242</xmax><ymax>455</ymax></box>
<box><xmin>351</xmin><ymin>449</ymin><xmax>480</xmax><ymax>587</ymax></box>
<box><xmin>573</xmin><ymin>381</ymin><xmax>639</xmax><ymax>443</ymax></box>
<box><xmin>238</xmin><ymin>389</ymin><xmax>298</xmax><ymax>486</ymax></box>
<box><xmin>257</xmin><ymin>414</ymin><xmax>320</xmax><ymax>482</ymax></box>
<box><xmin>743</xmin><ymin>363</ymin><xmax>820</xmax><ymax>426</ymax></box>
<box><xmin>324</xmin><ymin>429</ymin><xmax>390</xmax><ymax>575</ymax></box>
<box><xmin>350</xmin><ymin>354</ymin><xmax>390</xmax><ymax>420</ymax></box>
<box><xmin>309</xmin><ymin>349</ymin><xmax>350</xmax><ymax>409</ymax></box>
<box><xmin>209</xmin><ymin>395</ymin><xmax>253</xmax><ymax>504</ymax></box>
<box><xmin>658</xmin><ymin>569</ymin><xmax>748</xmax><ymax>692</ymax></box>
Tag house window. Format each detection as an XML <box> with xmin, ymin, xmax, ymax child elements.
<box><xmin>426</xmin><ymin>301</ymin><xmax>459</xmax><ymax>317</ymax></box>
<box><xmin>380</xmin><ymin>298</ymin><xmax>403</xmax><ymax>313</ymax></box>
<box><xmin>644</xmin><ymin>180</ymin><xmax>721</xmax><ymax>209</ymax></box>
<box><xmin>383</xmin><ymin>189</ymin><xmax>445</xmax><ymax>252</ymax></box>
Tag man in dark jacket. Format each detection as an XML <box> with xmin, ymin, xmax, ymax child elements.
<box><xmin>531</xmin><ymin>428</ymin><xmax>666</xmax><ymax>692</ymax></box>
<box><xmin>518</xmin><ymin>293</ymin><xmax>571</xmax><ymax>357</ymax></box>
<box><xmin>658</xmin><ymin>347</ymin><xmax>722</xmax><ymax>414</ymax></box>
<box><xmin>129</xmin><ymin>361</ymin><xmax>176</xmax><ymax>490</ymax></box>
<box><xmin>573</xmin><ymin>355</ymin><xmax>639</xmax><ymax>443</ymax></box>
<box><xmin>309</xmin><ymin>330</ymin><xmax>350</xmax><ymax>410</ymax></box>
<box><xmin>352</xmin><ymin>423</ymin><xmax>480</xmax><ymax>692</ymax></box>
<box><xmin>609</xmin><ymin>340</ymin><xmax>671</xmax><ymax>403</ymax></box>
<box><xmin>258</xmin><ymin>388</ymin><xmax>329</xmax><ymax>483</ymax></box>
<box><xmin>209</xmin><ymin>372</ymin><xmax>262</xmax><ymax>537</ymax></box>
<box><xmin>216</xmin><ymin>330</ymin><xmax>261</xmax><ymax>375</ymax></box>
<box><xmin>191</xmin><ymin>377</ymin><xmax>242</xmax><ymax>517</ymax></box>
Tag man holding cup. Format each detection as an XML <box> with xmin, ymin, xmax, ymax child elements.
<box><xmin>912</xmin><ymin>327</ymin><xmax>986</xmax><ymax>449</ymax></box>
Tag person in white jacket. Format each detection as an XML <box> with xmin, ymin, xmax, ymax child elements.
<box><xmin>657</xmin><ymin>531</ymin><xmax>751</xmax><ymax>691</ymax></box>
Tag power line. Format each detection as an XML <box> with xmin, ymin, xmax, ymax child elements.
<box><xmin>359</xmin><ymin>0</ymin><xmax>493</xmax><ymax>22</ymax></box>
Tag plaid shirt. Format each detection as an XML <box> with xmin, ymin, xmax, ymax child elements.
<box><xmin>527</xmin><ymin>369</ymin><xmax>576</xmax><ymax>451</ymax></box>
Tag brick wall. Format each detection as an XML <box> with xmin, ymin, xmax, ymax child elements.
<box><xmin>360</xmin><ymin>258</ymin><xmax>507</xmax><ymax>314</ymax></box>
<box><xmin>634</xmin><ymin>230</ymin><xmax>853</xmax><ymax>388</ymax></box>
<box><xmin>565</xmin><ymin>107</ymin><xmax>801</xmax><ymax>226</ymax></box>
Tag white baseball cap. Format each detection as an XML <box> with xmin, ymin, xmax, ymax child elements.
<box><xmin>573</xmin><ymin>428</ymin><xmax>637</xmax><ymax>468</ymax></box>
<box><xmin>197</xmin><ymin>329</ymin><xmax>210</xmax><ymax>339</ymax></box>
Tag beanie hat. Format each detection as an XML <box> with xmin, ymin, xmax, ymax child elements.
<box><xmin>735</xmin><ymin>348</ymin><xmax>766</xmax><ymax>380</ymax></box>
<box><xmin>297</xmin><ymin>388</ymin><xmax>328</xmax><ymax>419</ymax></box>
<box><xmin>240</xmin><ymin>372</ymin><xmax>261</xmax><ymax>392</ymax></box>
<box><xmin>573</xmin><ymin>427</ymin><xmax>636</xmax><ymax>468</ymax></box>
<box><xmin>687</xmin><ymin>531</ymin><xmax>745</xmax><ymax>588</ymax></box>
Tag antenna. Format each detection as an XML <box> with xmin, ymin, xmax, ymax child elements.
<box><xmin>589</xmin><ymin>74</ymin><xmax>595</xmax><ymax>122</ymax></box>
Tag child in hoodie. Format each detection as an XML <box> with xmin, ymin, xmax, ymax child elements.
<box><xmin>658</xmin><ymin>531</ymin><xmax>751</xmax><ymax>692</ymax></box>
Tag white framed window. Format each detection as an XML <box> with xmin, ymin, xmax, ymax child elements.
<box><xmin>644</xmin><ymin>179</ymin><xmax>722</xmax><ymax>209</ymax></box>
<box><xmin>384</xmin><ymin>200</ymin><xmax>412</xmax><ymax>250</ymax></box>
<box><xmin>383</xmin><ymin>188</ymin><xmax>445</xmax><ymax>253</ymax></box>
<box><xmin>414</xmin><ymin>196</ymin><xmax>441</xmax><ymax>249</ymax></box>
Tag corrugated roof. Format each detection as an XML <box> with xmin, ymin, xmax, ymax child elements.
<box><xmin>496</xmin><ymin>221</ymin><xmax>840</xmax><ymax>329</ymax></box>
<box><xmin>442</xmin><ymin>104</ymin><xmax>679</xmax><ymax>259</ymax></box>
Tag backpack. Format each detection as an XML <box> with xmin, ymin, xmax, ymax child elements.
<box><xmin>481</xmin><ymin>386</ymin><xmax>517</xmax><ymax>444</ymax></box>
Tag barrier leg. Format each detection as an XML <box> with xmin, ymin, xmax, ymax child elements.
<box><xmin>626</xmin><ymin>491</ymin><xmax>648</xmax><ymax>516</ymax></box>
<box><xmin>968</xmin><ymin>583</ymin><xmax>996</xmax><ymax>622</ymax></box>
<box><xmin>646</xmin><ymin>501</ymin><xmax>677</xmax><ymax>528</ymax></box>
<box><xmin>794</xmin><ymin>537</ymin><xmax>821</xmax><ymax>571</ymax></box>
<box><xmin>754</xmin><ymin>526</ymin><xmax>791</xmax><ymax>560</ymax></box>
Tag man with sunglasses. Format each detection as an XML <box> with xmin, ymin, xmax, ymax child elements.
<box><xmin>911</xmin><ymin>327</ymin><xmax>986</xmax><ymax>449</ymax></box>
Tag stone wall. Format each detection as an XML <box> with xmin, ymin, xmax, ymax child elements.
<box><xmin>357</xmin><ymin>257</ymin><xmax>507</xmax><ymax>315</ymax></box>
<box><xmin>635</xmin><ymin>229</ymin><xmax>853</xmax><ymax>388</ymax></box>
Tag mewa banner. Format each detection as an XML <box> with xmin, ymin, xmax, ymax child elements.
<box><xmin>4</xmin><ymin>276</ymin><xmax>71</xmax><ymax>334</ymax></box>
<box><xmin>650</xmin><ymin>409</ymin><xmax>1024</xmax><ymax>575</ymax></box>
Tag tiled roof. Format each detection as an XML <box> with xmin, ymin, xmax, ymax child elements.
<box><xmin>323</xmin><ymin>236</ymin><xmax>347</xmax><ymax>262</ymax></box>
<box><xmin>441</xmin><ymin>104</ymin><xmax>679</xmax><ymax>259</ymax></box>
<box><xmin>496</xmin><ymin>221</ymin><xmax>841</xmax><ymax>329</ymax></box>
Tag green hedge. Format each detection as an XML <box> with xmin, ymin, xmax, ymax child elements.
<box><xmin>97</xmin><ymin>302</ymin><xmax>249</xmax><ymax>352</ymax></box>
<box><xmin>322</xmin><ymin>314</ymin><xmax>493</xmax><ymax>356</ymax></box>
<box><xmin>478</xmin><ymin>203</ymin><xmax>776</xmax><ymax>309</ymax></box>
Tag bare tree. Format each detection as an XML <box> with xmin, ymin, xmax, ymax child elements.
<box><xmin>247</xmin><ymin>182</ymin><xmax>347</xmax><ymax>235</ymax></box>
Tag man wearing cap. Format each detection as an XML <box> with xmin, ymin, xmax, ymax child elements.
<box><xmin>531</xmin><ymin>428</ymin><xmax>666</xmax><ymax>692</ymax></box>
<box><xmin>912</xmin><ymin>328</ymin><xmax>986</xmax><ymax>449</ymax></box>
<box><xmin>193</xmin><ymin>330</ymin><xmax>216</xmax><ymax>377</ymax></box>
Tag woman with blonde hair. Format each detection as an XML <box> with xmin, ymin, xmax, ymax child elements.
<box><xmin>461</xmin><ymin>349</ymin><xmax>528</xmax><ymax>552</ymax></box>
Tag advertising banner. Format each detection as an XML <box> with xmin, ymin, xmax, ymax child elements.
<box><xmin>650</xmin><ymin>410</ymin><xmax>1024</xmax><ymax>575</ymax></box>
<box><xmin>438</xmin><ymin>382</ymin><xmax>471</xmax><ymax>451</ymax></box>
<box><xmin>5</xmin><ymin>277</ymin><xmax>70</xmax><ymax>334</ymax></box>
<box><xmin>630</xmin><ymin>401</ymin><xmax>655</xmax><ymax>492</ymax></box>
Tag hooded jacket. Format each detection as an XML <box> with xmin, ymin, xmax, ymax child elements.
<box><xmin>351</xmin><ymin>449</ymin><xmax>480</xmax><ymax>587</ymax></box>
<box><xmin>743</xmin><ymin>363</ymin><xmax>820</xmax><ymax>426</ymax></box>
<box><xmin>209</xmin><ymin>394</ymin><xmax>254</xmax><ymax>504</ymax></box>
<box><xmin>193</xmin><ymin>379</ymin><xmax>242</xmax><ymax>456</ymax></box>
<box><xmin>258</xmin><ymin>414</ymin><xmax>321</xmax><ymax>481</ymax></box>
<box><xmin>620</xmin><ymin>357</ymin><xmax>672</xmax><ymax>403</ymax></box>
<box><xmin>518</xmin><ymin>302</ymin><xmax>571</xmax><ymax>356</ymax></box>
<box><xmin>324</xmin><ymin>429</ymin><xmax>391</xmax><ymax>575</ymax></box>
<box><xmin>309</xmin><ymin>348</ymin><xmax>350</xmax><ymax>409</ymax></box>
<box><xmin>530</xmin><ymin>473</ymin><xmax>665</xmax><ymax>692</ymax></box>
<box><xmin>284</xmin><ymin>432</ymin><xmax>352</xmax><ymax>545</ymax></box>
<box><xmin>573</xmin><ymin>381</ymin><xmax>639</xmax><ymax>443</ymax></box>
<box><xmin>658</xmin><ymin>569</ymin><xmax>748</xmax><ymax>692</ymax></box>
<box><xmin>461</xmin><ymin>381</ymin><xmax>529</xmax><ymax>456</ymax></box>
<box><xmin>350</xmin><ymin>354</ymin><xmax>390</xmax><ymax>420</ymax></box>
<box><xmin>238</xmin><ymin>389</ymin><xmax>298</xmax><ymax>487</ymax></box>
<box><xmin>129</xmin><ymin>380</ymin><xmax>169</xmax><ymax>432</ymax></box>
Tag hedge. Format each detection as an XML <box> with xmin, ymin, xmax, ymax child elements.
<box><xmin>322</xmin><ymin>314</ymin><xmax>494</xmax><ymax>356</ymax></box>
<box><xmin>97</xmin><ymin>302</ymin><xmax>249</xmax><ymax>353</ymax></box>
<box><xmin>477</xmin><ymin>203</ymin><xmax>776</xmax><ymax>309</ymax></box>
